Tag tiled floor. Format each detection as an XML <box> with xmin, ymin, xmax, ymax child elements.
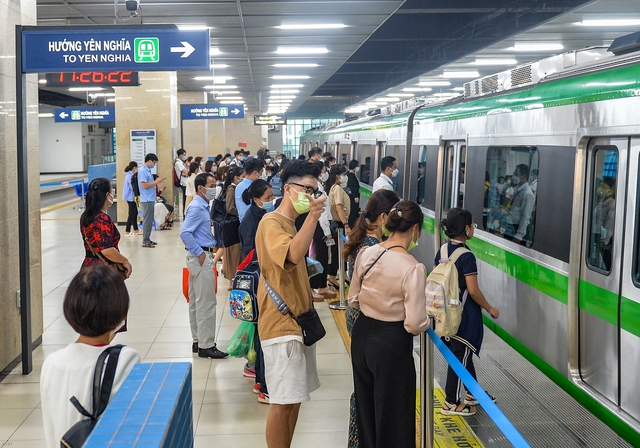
<box><xmin>0</xmin><ymin>201</ymin><xmax>352</xmax><ymax>447</ymax></box>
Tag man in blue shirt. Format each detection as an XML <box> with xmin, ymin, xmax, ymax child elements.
<box><xmin>180</xmin><ymin>172</ymin><xmax>228</xmax><ymax>359</ymax></box>
<box><xmin>236</xmin><ymin>158</ymin><xmax>265</xmax><ymax>221</ymax></box>
<box><xmin>138</xmin><ymin>153</ymin><xmax>165</xmax><ymax>248</ymax></box>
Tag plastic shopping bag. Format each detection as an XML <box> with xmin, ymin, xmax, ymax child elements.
<box><xmin>226</xmin><ymin>321</ymin><xmax>255</xmax><ymax>358</ymax></box>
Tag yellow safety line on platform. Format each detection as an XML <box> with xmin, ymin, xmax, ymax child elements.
<box><xmin>328</xmin><ymin>299</ymin><xmax>484</xmax><ymax>448</ymax></box>
<box><xmin>41</xmin><ymin>199</ymin><xmax>81</xmax><ymax>214</ymax></box>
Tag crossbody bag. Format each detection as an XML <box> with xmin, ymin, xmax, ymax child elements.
<box><xmin>82</xmin><ymin>227</ymin><xmax>127</xmax><ymax>279</ymax></box>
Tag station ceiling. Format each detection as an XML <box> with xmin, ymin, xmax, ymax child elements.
<box><xmin>36</xmin><ymin>0</ymin><xmax>638</xmax><ymax>118</ymax></box>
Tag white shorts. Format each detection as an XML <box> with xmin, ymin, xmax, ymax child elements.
<box><xmin>262</xmin><ymin>337</ymin><xmax>321</xmax><ymax>405</ymax></box>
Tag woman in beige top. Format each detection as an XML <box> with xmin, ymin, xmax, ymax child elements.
<box><xmin>222</xmin><ymin>166</ymin><xmax>245</xmax><ymax>288</ymax></box>
<box><xmin>348</xmin><ymin>200</ymin><xmax>430</xmax><ymax>448</ymax></box>
<box><xmin>327</xmin><ymin>164</ymin><xmax>351</xmax><ymax>288</ymax></box>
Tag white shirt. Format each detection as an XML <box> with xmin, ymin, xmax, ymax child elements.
<box><xmin>174</xmin><ymin>160</ymin><xmax>188</xmax><ymax>187</ymax></box>
<box><xmin>41</xmin><ymin>343</ymin><xmax>140</xmax><ymax>448</ymax></box>
<box><xmin>372</xmin><ymin>173</ymin><xmax>394</xmax><ymax>193</ymax></box>
<box><xmin>507</xmin><ymin>182</ymin><xmax>535</xmax><ymax>240</ymax></box>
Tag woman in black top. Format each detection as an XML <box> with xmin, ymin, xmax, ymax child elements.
<box><xmin>346</xmin><ymin>159</ymin><xmax>361</xmax><ymax>228</ymax></box>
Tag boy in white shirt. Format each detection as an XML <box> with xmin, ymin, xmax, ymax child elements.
<box><xmin>40</xmin><ymin>265</ymin><xmax>140</xmax><ymax>448</ymax></box>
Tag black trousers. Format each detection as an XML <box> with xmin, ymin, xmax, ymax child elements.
<box><xmin>444</xmin><ymin>338</ymin><xmax>477</xmax><ymax>404</ymax></box>
<box><xmin>351</xmin><ymin>314</ymin><xmax>416</xmax><ymax>448</ymax></box>
<box><xmin>327</xmin><ymin>221</ymin><xmax>344</xmax><ymax>277</ymax></box>
<box><xmin>180</xmin><ymin>185</ymin><xmax>186</xmax><ymax>217</ymax></box>
<box><xmin>309</xmin><ymin>223</ymin><xmax>329</xmax><ymax>289</ymax></box>
<box><xmin>126</xmin><ymin>201</ymin><xmax>138</xmax><ymax>232</ymax></box>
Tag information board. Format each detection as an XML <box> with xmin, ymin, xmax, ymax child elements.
<box><xmin>254</xmin><ymin>114</ymin><xmax>287</xmax><ymax>125</ymax></box>
<box><xmin>181</xmin><ymin>104</ymin><xmax>245</xmax><ymax>120</ymax></box>
<box><xmin>130</xmin><ymin>129</ymin><xmax>157</xmax><ymax>170</ymax></box>
<box><xmin>54</xmin><ymin>107</ymin><xmax>115</xmax><ymax>122</ymax></box>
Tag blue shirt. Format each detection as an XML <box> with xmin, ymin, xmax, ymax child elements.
<box><xmin>235</xmin><ymin>177</ymin><xmax>253</xmax><ymax>222</ymax></box>
<box><xmin>138</xmin><ymin>164</ymin><xmax>156</xmax><ymax>203</ymax></box>
<box><xmin>122</xmin><ymin>171</ymin><xmax>134</xmax><ymax>202</ymax></box>
<box><xmin>180</xmin><ymin>195</ymin><xmax>216</xmax><ymax>257</ymax></box>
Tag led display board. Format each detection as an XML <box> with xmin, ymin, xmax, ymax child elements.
<box><xmin>254</xmin><ymin>114</ymin><xmax>287</xmax><ymax>125</ymax></box>
<box><xmin>45</xmin><ymin>71</ymin><xmax>139</xmax><ymax>87</ymax></box>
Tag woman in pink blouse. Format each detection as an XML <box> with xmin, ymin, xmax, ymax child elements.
<box><xmin>348</xmin><ymin>200</ymin><xmax>430</xmax><ymax>448</ymax></box>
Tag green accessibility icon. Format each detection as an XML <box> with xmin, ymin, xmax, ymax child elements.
<box><xmin>134</xmin><ymin>38</ymin><xmax>160</xmax><ymax>63</ymax></box>
<box><xmin>71</xmin><ymin>110</ymin><xmax>81</xmax><ymax>121</ymax></box>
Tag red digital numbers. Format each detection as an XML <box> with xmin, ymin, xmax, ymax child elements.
<box><xmin>48</xmin><ymin>72</ymin><xmax>138</xmax><ymax>87</ymax></box>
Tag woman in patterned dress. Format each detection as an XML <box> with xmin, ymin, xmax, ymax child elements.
<box><xmin>80</xmin><ymin>178</ymin><xmax>132</xmax><ymax>278</ymax></box>
<box><xmin>342</xmin><ymin>189</ymin><xmax>399</xmax><ymax>448</ymax></box>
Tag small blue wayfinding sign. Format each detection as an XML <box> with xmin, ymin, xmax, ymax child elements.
<box><xmin>22</xmin><ymin>26</ymin><xmax>210</xmax><ymax>73</ymax></box>
<box><xmin>54</xmin><ymin>107</ymin><xmax>115</xmax><ymax>122</ymax></box>
<box><xmin>181</xmin><ymin>104</ymin><xmax>245</xmax><ymax>120</ymax></box>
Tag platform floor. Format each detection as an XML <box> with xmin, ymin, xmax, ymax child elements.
<box><xmin>0</xmin><ymin>201</ymin><xmax>351</xmax><ymax>447</ymax></box>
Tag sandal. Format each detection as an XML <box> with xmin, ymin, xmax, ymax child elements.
<box><xmin>327</xmin><ymin>280</ymin><xmax>340</xmax><ymax>290</ymax></box>
<box><xmin>142</xmin><ymin>243</ymin><xmax>155</xmax><ymax>248</ymax></box>
<box><xmin>441</xmin><ymin>401</ymin><xmax>476</xmax><ymax>416</ymax></box>
<box><xmin>465</xmin><ymin>392</ymin><xmax>496</xmax><ymax>406</ymax></box>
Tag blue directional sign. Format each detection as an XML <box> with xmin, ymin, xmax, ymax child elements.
<box><xmin>54</xmin><ymin>107</ymin><xmax>115</xmax><ymax>123</ymax></box>
<box><xmin>22</xmin><ymin>26</ymin><xmax>210</xmax><ymax>73</ymax></box>
<box><xmin>181</xmin><ymin>104</ymin><xmax>245</xmax><ymax>120</ymax></box>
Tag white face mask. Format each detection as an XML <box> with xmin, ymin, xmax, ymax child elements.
<box><xmin>320</xmin><ymin>172</ymin><xmax>329</xmax><ymax>182</ymax></box>
<box><xmin>391</xmin><ymin>168</ymin><xmax>399</xmax><ymax>178</ymax></box>
<box><xmin>204</xmin><ymin>187</ymin><xmax>217</xmax><ymax>201</ymax></box>
<box><xmin>354</xmin><ymin>166</ymin><xmax>360</xmax><ymax>173</ymax></box>
<box><xmin>260</xmin><ymin>171</ymin><xmax>268</xmax><ymax>180</ymax></box>
<box><xmin>340</xmin><ymin>175</ymin><xmax>348</xmax><ymax>185</ymax></box>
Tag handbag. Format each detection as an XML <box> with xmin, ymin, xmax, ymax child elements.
<box><xmin>82</xmin><ymin>227</ymin><xmax>127</xmax><ymax>279</ymax></box>
<box><xmin>60</xmin><ymin>345</ymin><xmax>123</xmax><ymax>448</ymax></box>
<box><xmin>220</xmin><ymin>216</ymin><xmax>241</xmax><ymax>247</ymax></box>
<box><xmin>210</xmin><ymin>197</ymin><xmax>227</xmax><ymax>224</ymax></box>
<box><xmin>264</xmin><ymin>278</ymin><xmax>326</xmax><ymax>346</ymax></box>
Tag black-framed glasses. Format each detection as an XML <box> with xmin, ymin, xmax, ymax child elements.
<box><xmin>289</xmin><ymin>182</ymin><xmax>322</xmax><ymax>198</ymax></box>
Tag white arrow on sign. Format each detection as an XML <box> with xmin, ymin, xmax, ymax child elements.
<box><xmin>59</xmin><ymin>112</ymin><xmax>69</xmax><ymax>119</ymax></box>
<box><xmin>231</xmin><ymin>108</ymin><xmax>240</xmax><ymax>115</ymax></box>
<box><xmin>170</xmin><ymin>41</ymin><xmax>195</xmax><ymax>58</ymax></box>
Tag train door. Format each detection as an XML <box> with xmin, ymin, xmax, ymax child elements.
<box><xmin>578</xmin><ymin>137</ymin><xmax>628</xmax><ymax>405</ymax></box>
<box><xmin>358</xmin><ymin>143</ymin><xmax>373</xmax><ymax>185</ymax></box>
<box><xmin>385</xmin><ymin>144</ymin><xmax>405</xmax><ymax>197</ymax></box>
<box><xmin>442</xmin><ymin>140</ymin><xmax>467</xmax><ymax>211</ymax></box>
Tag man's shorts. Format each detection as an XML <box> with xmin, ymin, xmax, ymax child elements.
<box><xmin>262</xmin><ymin>337</ymin><xmax>321</xmax><ymax>405</ymax></box>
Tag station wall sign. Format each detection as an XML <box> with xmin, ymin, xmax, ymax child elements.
<box><xmin>181</xmin><ymin>104</ymin><xmax>245</xmax><ymax>120</ymax></box>
<box><xmin>254</xmin><ymin>114</ymin><xmax>287</xmax><ymax>125</ymax></box>
<box><xmin>46</xmin><ymin>71</ymin><xmax>139</xmax><ymax>87</ymax></box>
<box><xmin>54</xmin><ymin>107</ymin><xmax>115</xmax><ymax>122</ymax></box>
<box><xmin>22</xmin><ymin>26</ymin><xmax>210</xmax><ymax>73</ymax></box>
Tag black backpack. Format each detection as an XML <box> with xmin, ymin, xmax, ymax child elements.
<box><xmin>130</xmin><ymin>172</ymin><xmax>140</xmax><ymax>197</ymax></box>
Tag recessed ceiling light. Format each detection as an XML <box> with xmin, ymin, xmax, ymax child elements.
<box><xmin>273</xmin><ymin>63</ymin><xmax>319</xmax><ymax>68</ymax></box>
<box><xmin>38</xmin><ymin>79</ymin><xmax>47</xmax><ymax>84</ymax></box>
<box><xmin>211</xmin><ymin>64</ymin><xmax>228</xmax><ymax>69</ymax></box>
<box><xmin>580</xmin><ymin>19</ymin><xmax>640</xmax><ymax>27</ymax></box>
<box><xmin>218</xmin><ymin>96</ymin><xmax>243</xmax><ymax>100</ymax></box>
<box><xmin>210</xmin><ymin>47</ymin><xmax>221</xmax><ymax>55</ymax></box>
<box><xmin>206</xmin><ymin>85</ymin><xmax>238</xmax><ymax>89</ymax></box>
<box><xmin>69</xmin><ymin>87</ymin><xmax>103</xmax><ymax>91</ymax></box>
<box><xmin>418</xmin><ymin>81</ymin><xmax>450</xmax><ymax>87</ymax></box>
<box><xmin>276</xmin><ymin>47</ymin><xmax>328</xmax><ymax>55</ymax></box>
<box><xmin>218</xmin><ymin>91</ymin><xmax>240</xmax><ymax>95</ymax></box>
<box><xmin>473</xmin><ymin>58</ymin><xmax>517</xmax><ymax>66</ymax></box>
<box><xmin>91</xmin><ymin>93</ymin><xmax>116</xmax><ymax>97</ymax></box>
<box><xmin>272</xmin><ymin>75</ymin><xmax>310</xmax><ymax>79</ymax></box>
<box><xmin>106</xmin><ymin>98</ymin><xmax>116</xmax><ymax>102</ymax></box>
<box><xmin>432</xmin><ymin>93</ymin><xmax>459</xmax><ymax>97</ymax></box>
<box><xmin>513</xmin><ymin>43</ymin><xmax>563</xmax><ymax>52</ymax></box>
<box><xmin>453</xmin><ymin>87</ymin><xmax>465</xmax><ymax>91</ymax></box>
<box><xmin>220</xmin><ymin>101</ymin><xmax>244</xmax><ymax>104</ymax></box>
<box><xmin>344</xmin><ymin>108</ymin><xmax>363</xmax><ymax>113</ymax></box>
<box><xmin>278</xmin><ymin>24</ymin><xmax>346</xmax><ymax>30</ymax></box>
<box><xmin>442</xmin><ymin>71</ymin><xmax>479</xmax><ymax>78</ymax></box>
<box><xmin>377</xmin><ymin>97</ymin><xmax>399</xmax><ymax>102</ymax></box>
<box><xmin>270</xmin><ymin>95</ymin><xmax>296</xmax><ymax>99</ymax></box>
<box><xmin>194</xmin><ymin>76</ymin><xmax>233</xmax><ymax>81</ymax></box>
<box><xmin>178</xmin><ymin>25</ymin><xmax>209</xmax><ymax>30</ymax></box>
<box><xmin>269</xmin><ymin>89</ymin><xmax>299</xmax><ymax>94</ymax></box>
<box><xmin>38</xmin><ymin>112</ymin><xmax>54</xmax><ymax>118</ymax></box>
<box><xmin>394</xmin><ymin>93</ymin><xmax>415</xmax><ymax>97</ymax></box>
<box><xmin>365</xmin><ymin>102</ymin><xmax>384</xmax><ymax>106</ymax></box>
<box><xmin>403</xmin><ymin>87</ymin><xmax>432</xmax><ymax>92</ymax></box>
<box><xmin>271</xmin><ymin>84</ymin><xmax>304</xmax><ymax>88</ymax></box>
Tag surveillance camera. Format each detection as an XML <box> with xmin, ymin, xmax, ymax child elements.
<box><xmin>125</xmin><ymin>0</ymin><xmax>140</xmax><ymax>12</ymax></box>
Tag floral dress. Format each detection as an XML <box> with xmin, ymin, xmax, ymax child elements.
<box><xmin>347</xmin><ymin>234</ymin><xmax>380</xmax><ymax>448</ymax></box>
<box><xmin>81</xmin><ymin>212</ymin><xmax>121</xmax><ymax>268</ymax></box>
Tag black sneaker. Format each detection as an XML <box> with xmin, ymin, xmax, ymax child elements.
<box><xmin>198</xmin><ymin>346</ymin><xmax>228</xmax><ymax>359</ymax></box>
<box><xmin>192</xmin><ymin>342</ymin><xmax>198</xmax><ymax>354</ymax></box>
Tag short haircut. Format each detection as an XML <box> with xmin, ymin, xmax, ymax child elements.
<box><xmin>322</xmin><ymin>152</ymin><xmax>332</xmax><ymax>159</ymax></box>
<box><xmin>234</xmin><ymin>150</ymin><xmax>241</xmax><ymax>156</ymax></box>
<box><xmin>244</xmin><ymin>157</ymin><xmax>265</xmax><ymax>175</ymax></box>
<box><xmin>380</xmin><ymin>156</ymin><xmax>396</xmax><ymax>172</ymax></box>
<box><xmin>531</xmin><ymin>169</ymin><xmax>539</xmax><ymax>176</ymax></box>
<box><xmin>64</xmin><ymin>264</ymin><xmax>129</xmax><ymax>337</ymax></box>
<box><xmin>515</xmin><ymin>164</ymin><xmax>530</xmax><ymax>180</ymax></box>
<box><xmin>177</xmin><ymin>149</ymin><xmax>186</xmax><ymax>157</ymax></box>
<box><xmin>145</xmin><ymin>153</ymin><xmax>158</xmax><ymax>162</ymax></box>
<box><xmin>308</xmin><ymin>147</ymin><xmax>322</xmax><ymax>158</ymax></box>
<box><xmin>348</xmin><ymin>159</ymin><xmax>359</xmax><ymax>170</ymax></box>
<box><xmin>281</xmin><ymin>161</ymin><xmax>321</xmax><ymax>185</ymax></box>
<box><xmin>194</xmin><ymin>172</ymin><xmax>213</xmax><ymax>191</ymax></box>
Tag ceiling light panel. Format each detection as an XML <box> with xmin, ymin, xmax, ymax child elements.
<box><xmin>442</xmin><ymin>71</ymin><xmax>479</xmax><ymax>78</ymax></box>
<box><xmin>271</xmin><ymin>84</ymin><xmax>304</xmax><ymax>88</ymax></box>
<box><xmin>473</xmin><ymin>58</ymin><xmax>517</xmax><ymax>66</ymax></box>
<box><xmin>418</xmin><ymin>81</ymin><xmax>450</xmax><ymax>86</ymax></box>
<box><xmin>211</xmin><ymin>64</ymin><xmax>228</xmax><ymax>69</ymax></box>
<box><xmin>276</xmin><ymin>47</ymin><xmax>328</xmax><ymax>55</ymax></box>
<box><xmin>273</xmin><ymin>63</ymin><xmax>319</xmax><ymax>68</ymax></box>
<box><xmin>272</xmin><ymin>75</ymin><xmax>310</xmax><ymax>79</ymax></box>
<box><xmin>580</xmin><ymin>19</ymin><xmax>640</xmax><ymax>27</ymax></box>
<box><xmin>178</xmin><ymin>25</ymin><xmax>209</xmax><ymax>30</ymax></box>
<box><xmin>403</xmin><ymin>87</ymin><xmax>432</xmax><ymax>92</ymax></box>
<box><xmin>269</xmin><ymin>89</ymin><xmax>299</xmax><ymax>94</ymax></box>
<box><xmin>513</xmin><ymin>43</ymin><xmax>563</xmax><ymax>51</ymax></box>
<box><xmin>278</xmin><ymin>24</ymin><xmax>346</xmax><ymax>30</ymax></box>
<box><xmin>206</xmin><ymin>85</ymin><xmax>238</xmax><ymax>89</ymax></box>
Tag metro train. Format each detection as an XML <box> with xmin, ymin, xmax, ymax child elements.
<box><xmin>300</xmin><ymin>42</ymin><xmax>640</xmax><ymax>442</ymax></box>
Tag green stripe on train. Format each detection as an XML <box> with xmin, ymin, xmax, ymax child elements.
<box><xmin>484</xmin><ymin>318</ymin><xmax>640</xmax><ymax>446</ymax></box>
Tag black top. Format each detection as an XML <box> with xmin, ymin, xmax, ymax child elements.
<box><xmin>346</xmin><ymin>172</ymin><xmax>360</xmax><ymax>200</ymax></box>
<box><xmin>239</xmin><ymin>202</ymin><xmax>267</xmax><ymax>259</ymax></box>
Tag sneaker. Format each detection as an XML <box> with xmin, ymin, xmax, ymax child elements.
<box><xmin>142</xmin><ymin>243</ymin><xmax>155</xmax><ymax>248</ymax></box>
<box><xmin>198</xmin><ymin>346</ymin><xmax>228</xmax><ymax>359</ymax></box>
<box><xmin>465</xmin><ymin>392</ymin><xmax>496</xmax><ymax>406</ymax></box>
<box><xmin>192</xmin><ymin>342</ymin><xmax>198</xmax><ymax>354</ymax></box>
<box><xmin>258</xmin><ymin>392</ymin><xmax>270</xmax><ymax>404</ymax></box>
<box><xmin>253</xmin><ymin>383</ymin><xmax>261</xmax><ymax>394</ymax></box>
<box><xmin>243</xmin><ymin>363</ymin><xmax>256</xmax><ymax>378</ymax></box>
<box><xmin>150</xmin><ymin>240</ymin><xmax>158</xmax><ymax>246</ymax></box>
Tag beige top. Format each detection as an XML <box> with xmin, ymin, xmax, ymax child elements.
<box><xmin>348</xmin><ymin>244</ymin><xmax>430</xmax><ymax>335</ymax></box>
<box><xmin>256</xmin><ymin>212</ymin><xmax>313</xmax><ymax>341</ymax></box>
<box><xmin>329</xmin><ymin>184</ymin><xmax>351</xmax><ymax>222</ymax></box>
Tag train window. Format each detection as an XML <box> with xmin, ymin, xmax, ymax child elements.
<box><xmin>416</xmin><ymin>146</ymin><xmax>427</xmax><ymax>204</ymax></box>
<box><xmin>484</xmin><ymin>146</ymin><xmax>539</xmax><ymax>246</ymax></box>
<box><xmin>359</xmin><ymin>144</ymin><xmax>373</xmax><ymax>184</ymax></box>
<box><xmin>443</xmin><ymin>143</ymin><xmax>467</xmax><ymax>211</ymax></box>
<box><xmin>587</xmin><ymin>147</ymin><xmax>618</xmax><ymax>273</ymax></box>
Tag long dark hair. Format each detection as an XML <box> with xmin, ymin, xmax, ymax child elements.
<box><xmin>223</xmin><ymin>167</ymin><xmax>245</xmax><ymax>194</ymax></box>
<box><xmin>343</xmin><ymin>190</ymin><xmax>399</xmax><ymax>261</ymax></box>
<box><xmin>188</xmin><ymin>162</ymin><xmax>199</xmax><ymax>176</ymax></box>
<box><xmin>242</xmin><ymin>179</ymin><xmax>271</xmax><ymax>205</ymax></box>
<box><xmin>124</xmin><ymin>161</ymin><xmax>137</xmax><ymax>173</ymax></box>
<box><xmin>205</xmin><ymin>160</ymin><xmax>214</xmax><ymax>173</ymax></box>
<box><xmin>327</xmin><ymin>164</ymin><xmax>347</xmax><ymax>190</ymax></box>
<box><xmin>80</xmin><ymin>178</ymin><xmax>111</xmax><ymax>227</ymax></box>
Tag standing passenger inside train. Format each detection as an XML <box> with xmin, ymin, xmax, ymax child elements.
<box><xmin>327</xmin><ymin>164</ymin><xmax>351</xmax><ymax>290</ymax></box>
<box><xmin>372</xmin><ymin>156</ymin><xmax>397</xmax><ymax>193</ymax></box>
<box><xmin>346</xmin><ymin>159</ymin><xmax>361</xmax><ymax>228</ymax></box>
<box><xmin>123</xmin><ymin>161</ymin><xmax>141</xmax><ymax>236</ymax></box>
<box><xmin>504</xmin><ymin>164</ymin><xmax>535</xmax><ymax>244</ymax></box>
<box><xmin>80</xmin><ymin>178</ymin><xmax>132</xmax><ymax>278</ymax></box>
<box><xmin>591</xmin><ymin>179</ymin><xmax>616</xmax><ymax>271</ymax></box>
<box><xmin>348</xmin><ymin>200</ymin><xmax>430</xmax><ymax>448</ymax></box>
<box><xmin>342</xmin><ymin>189</ymin><xmax>399</xmax><ymax>448</ymax></box>
<box><xmin>255</xmin><ymin>162</ymin><xmax>326</xmax><ymax>448</ymax></box>
<box><xmin>439</xmin><ymin>208</ymin><xmax>500</xmax><ymax>416</ymax></box>
<box><xmin>222</xmin><ymin>167</ymin><xmax>245</xmax><ymax>289</ymax></box>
